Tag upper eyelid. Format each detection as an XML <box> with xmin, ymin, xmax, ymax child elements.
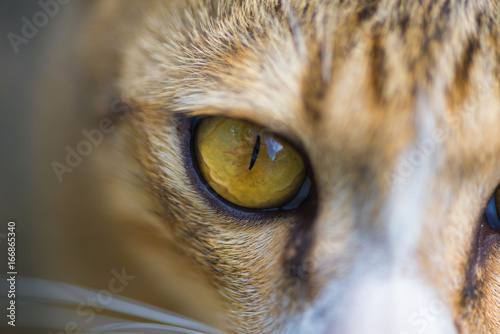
<box><xmin>186</xmin><ymin>111</ymin><xmax>306</xmax><ymax>153</ymax></box>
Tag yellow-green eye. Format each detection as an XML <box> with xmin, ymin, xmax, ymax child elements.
<box><xmin>193</xmin><ymin>117</ymin><xmax>308</xmax><ymax>210</ymax></box>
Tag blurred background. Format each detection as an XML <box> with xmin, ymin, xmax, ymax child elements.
<box><xmin>0</xmin><ymin>2</ymin><xmax>224</xmax><ymax>333</ymax></box>
<box><xmin>1</xmin><ymin>1</ymin><xmax>83</xmax><ymax>331</ymax></box>
<box><xmin>1</xmin><ymin>0</ymin><xmax>43</xmax><ymax>249</ymax></box>
<box><xmin>1</xmin><ymin>0</ymin><xmax>78</xmax><ymax>286</ymax></box>
<box><xmin>1</xmin><ymin>1</ymin><xmax>63</xmax><ymax>331</ymax></box>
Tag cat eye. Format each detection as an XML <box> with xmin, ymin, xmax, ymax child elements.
<box><xmin>485</xmin><ymin>188</ymin><xmax>500</xmax><ymax>230</ymax></box>
<box><xmin>193</xmin><ymin>117</ymin><xmax>310</xmax><ymax>210</ymax></box>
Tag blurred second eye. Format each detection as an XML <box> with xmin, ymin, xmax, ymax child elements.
<box><xmin>486</xmin><ymin>187</ymin><xmax>500</xmax><ymax>230</ymax></box>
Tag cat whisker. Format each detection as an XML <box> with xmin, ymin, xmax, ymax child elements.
<box><xmin>3</xmin><ymin>276</ymin><xmax>224</xmax><ymax>334</ymax></box>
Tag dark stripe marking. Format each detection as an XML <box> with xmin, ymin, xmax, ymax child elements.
<box><xmin>370</xmin><ymin>33</ymin><xmax>386</xmax><ymax>103</ymax></box>
<box><xmin>454</xmin><ymin>37</ymin><xmax>480</xmax><ymax>97</ymax></box>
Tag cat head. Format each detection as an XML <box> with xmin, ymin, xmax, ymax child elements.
<box><xmin>48</xmin><ymin>1</ymin><xmax>500</xmax><ymax>333</ymax></box>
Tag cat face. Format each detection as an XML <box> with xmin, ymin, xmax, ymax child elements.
<box><xmin>72</xmin><ymin>0</ymin><xmax>500</xmax><ymax>333</ymax></box>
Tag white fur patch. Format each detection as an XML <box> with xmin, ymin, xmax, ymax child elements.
<box><xmin>283</xmin><ymin>95</ymin><xmax>456</xmax><ymax>334</ymax></box>
<box><xmin>386</xmin><ymin>94</ymin><xmax>443</xmax><ymax>265</ymax></box>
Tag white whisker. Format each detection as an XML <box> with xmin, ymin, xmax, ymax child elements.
<box><xmin>3</xmin><ymin>276</ymin><xmax>224</xmax><ymax>334</ymax></box>
<box><xmin>86</xmin><ymin>322</ymin><xmax>216</xmax><ymax>334</ymax></box>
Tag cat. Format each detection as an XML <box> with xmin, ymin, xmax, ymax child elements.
<box><xmin>28</xmin><ymin>0</ymin><xmax>500</xmax><ymax>333</ymax></box>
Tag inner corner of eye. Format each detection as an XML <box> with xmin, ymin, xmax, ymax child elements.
<box><xmin>192</xmin><ymin>116</ymin><xmax>308</xmax><ymax>210</ymax></box>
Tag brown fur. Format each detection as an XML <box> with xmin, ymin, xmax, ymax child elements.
<box><xmin>39</xmin><ymin>0</ymin><xmax>500</xmax><ymax>333</ymax></box>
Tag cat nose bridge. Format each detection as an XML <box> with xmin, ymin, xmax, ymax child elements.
<box><xmin>311</xmin><ymin>97</ymin><xmax>444</xmax><ymax>268</ymax></box>
<box><xmin>298</xmin><ymin>138</ymin><xmax>454</xmax><ymax>334</ymax></box>
<box><xmin>321</xmin><ymin>268</ymin><xmax>457</xmax><ymax>334</ymax></box>
<box><xmin>311</xmin><ymin>152</ymin><xmax>436</xmax><ymax>273</ymax></box>
<box><xmin>300</xmin><ymin>207</ymin><xmax>457</xmax><ymax>334</ymax></box>
<box><xmin>290</xmin><ymin>239</ymin><xmax>458</xmax><ymax>334</ymax></box>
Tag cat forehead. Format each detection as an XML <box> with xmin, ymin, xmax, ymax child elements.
<box><xmin>127</xmin><ymin>0</ymin><xmax>500</xmax><ymax>164</ymax></box>
<box><xmin>134</xmin><ymin>0</ymin><xmax>497</xmax><ymax>106</ymax></box>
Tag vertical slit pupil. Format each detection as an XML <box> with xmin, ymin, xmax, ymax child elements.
<box><xmin>249</xmin><ymin>135</ymin><xmax>261</xmax><ymax>170</ymax></box>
